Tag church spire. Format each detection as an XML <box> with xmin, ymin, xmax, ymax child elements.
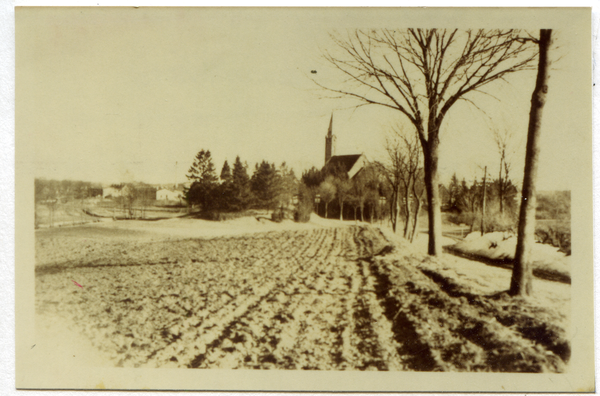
<box><xmin>325</xmin><ymin>113</ymin><xmax>335</xmax><ymax>165</ymax></box>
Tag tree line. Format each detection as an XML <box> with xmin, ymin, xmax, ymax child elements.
<box><xmin>35</xmin><ymin>178</ymin><xmax>102</xmax><ymax>203</ymax></box>
<box><xmin>441</xmin><ymin>172</ymin><xmax>519</xmax><ymax>234</ymax></box>
<box><xmin>184</xmin><ymin>150</ymin><xmax>298</xmax><ymax>218</ymax></box>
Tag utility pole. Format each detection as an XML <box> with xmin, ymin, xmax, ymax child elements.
<box><xmin>480</xmin><ymin>166</ymin><xmax>487</xmax><ymax>236</ymax></box>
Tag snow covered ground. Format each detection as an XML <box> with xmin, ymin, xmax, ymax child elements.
<box><xmin>34</xmin><ymin>216</ymin><xmax>571</xmax><ymax>372</ymax></box>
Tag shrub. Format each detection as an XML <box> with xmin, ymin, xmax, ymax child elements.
<box><xmin>294</xmin><ymin>184</ymin><xmax>313</xmax><ymax>223</ymax></box>
<box><xmin>447</xmin><ymin>210</ymin><xmax>517</xmax><ymax>233</ymax></box>
<box><xmin>294</xmin><ymin>205</ymin><xmax>312</xmax><ymax>223</ymax></box>
<box><xmin>198</xmin><ymin>210</ymin><xmax>252</xmax><ymax>221</ymax></box>
<box><xmin>447</xmin><ymin>211</ymin><xmax>477</xmax><ymax>228</ymax></box>
<box><xmin>535</xmin><ymin>222</ymin><xmax>571</xmax><ymax>255</ymax></box>
<box><xmin>271</xmin><ymin>208</ymin><xmax>293</xmax><ymax>223</ymax></box>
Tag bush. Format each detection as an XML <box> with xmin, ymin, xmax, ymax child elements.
<box><xmin>535</xmin><ymin>222</ymin><xmax>571</xmax><ymax>255</ymax></box>
<box><xmin>294</xmin><ymin>183</ymin><xmax>314</xmax><ymax>223</ymax></box>
<box><xmin>447</xmin><ymin>211</ymin><xmax>477</xmax><ymax>228</ymax></box>
<box><xmin>294</xmin><ymin>185</ymin><xmax>313</xmax><ymax>223</ymax></box>
<box><xmin>198</xmin><ymin>210</ymin><xmax>252</xmax><ymax>221</ymax></box>
<box><xmin>294</xmin><ymin>205</ymin><xmax>311</xmax><ymax>223</ymax></box>
<box><xmin>271</xmin><ymin>210</ymin><xmax>284</xmax><ymax>223</ymax></box>
<box><xmin>447</xmin><ymin>210</ymin><xmax>517</xmax><ymax>233</ymax></box>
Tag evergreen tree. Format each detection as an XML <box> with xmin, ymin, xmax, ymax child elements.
<box><xmin>220</xmin><ymin>160</ymin><xmax>232</xmax><ymax>183</ymax></box>
<box><xmin>230</xmin><ymin>156</ymin><xmax>251</xmax><ymax>211</ymax></box>
<box><xmin>185</xmin><ymin>150</ymin><xmax>218</xmax><ymax>211</ymax></box>
<box><xmin>251</xmin><ymin>160</ymin><xmax>280</xmax><ymax>210</ymax></box>
<box><xmin>301</xmin><ymin>166</ymin><xmax>323</xmax><ymax>190</ymax></box>
<box><xmin>448</xmin><ymin>173</ymin><xmax>461</xmax><ymax>209</ymax></box>
<box><xmin>294</xmin><ymin>183</ymin><xmax>314</xmax><ymax>223</ymax></box>
<box><xmin>278</xmin><ymin>162</ymin><xmax>298</xmax><ymax>208</ymax></box>
<box><xmin>214</xmin><ymin>159</ymin><xmax>234</xmax><ymax>211</ymax></box>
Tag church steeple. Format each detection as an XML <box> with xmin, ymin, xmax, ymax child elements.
<box><xmin>325</xmin><ymin>113</ymin><xmax>335</xmax><ymax>165</ymax></box>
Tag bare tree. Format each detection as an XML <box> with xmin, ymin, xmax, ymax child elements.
<box><xmin>376</xmin><ymin>150</ymin><xmax>401</xmax><ymax>232</ymax></box>
<box><xmin>121</xmin><ymin>184</ymin><xmax>137</xmax><ymax>219</ymax></box>
<box><xmin>490</xmin><ymin>123</ymin><xmax>517</xmax><ymax>216</ymax></box>
<box><xmin>334</xmin><ymin>178</ymin><xmax>352</xmax><ymax>221</ymax></box>
<box><xmin>510</xmin><ymin>30</ymin><xmax>552</xmax><ymax>297</ymax></box>
<box><xmin>318</xmin><ymin>176</ymin><xmax>337</xmax><ymax>218</ymax></box>
<box><xmin>409</xmin><ymin>167</ymin><xmax>426</xmax><ymax>243</ymax></box>
<box><xmin>320</xmin><ymin>29</ymin><xmax>537</xmax><ymax>255</ymax></box>
<box><xmin>394</xmin><ymin>129</ymin><xmax>422</xmax><ymax>239</ymax></box>
<box><xmin>351</xmin><ymin>164</ymin><xmax>378</xmax><ymax>222</ymax></box>
<box><xmin>378</xmin><ymin>125</ymin><xmax>422</xmax><ymax>238</ymax></box>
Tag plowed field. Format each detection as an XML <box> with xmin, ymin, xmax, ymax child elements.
<box><xmin>35</xmin><ymin>223</ymin><xmax>570</xmax><ymax>372</ymax></box>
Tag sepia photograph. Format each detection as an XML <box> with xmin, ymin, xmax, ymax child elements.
<box><xmin>14</xmin><ymin>6</ymin><xmax>594</xmax><ymax>391</ymax></box>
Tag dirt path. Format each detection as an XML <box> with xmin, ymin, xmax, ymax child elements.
<box><xmin>35</xmin><ymin>225</ymin><xmax>570</xmax><ymax>371</ymax></box>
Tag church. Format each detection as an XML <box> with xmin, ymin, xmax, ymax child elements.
<box><xmin>322</xmin><ymin>114</ymin><xmax>368</xmax><ymax>179</ymax></box>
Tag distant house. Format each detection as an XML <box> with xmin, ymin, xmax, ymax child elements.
<box><xmin>156</xmin><ymin>188</ymin><xmax>184</xmax><ymax>202</ymax></box>
<box><xmin>102</xmin><ymin>187</ymin><xmax>122</xmax><ymax>199</ymax></box>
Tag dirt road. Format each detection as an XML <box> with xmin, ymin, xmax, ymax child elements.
<box><xmin>35</xmin><ymin>224</ymin><xmax>570</xmax><ymax>371</ymax></box>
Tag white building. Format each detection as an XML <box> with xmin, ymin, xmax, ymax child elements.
<box><xmin>156</xmin><ymin>188</ymin><xmax>184</xmax><ymax>202</ymax></box>
<box><xmin>102</xmin><ymin>187</ymin><xmax>122</xmax><ymax>199</ymax></box>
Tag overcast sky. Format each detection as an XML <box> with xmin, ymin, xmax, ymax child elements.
<box><xmin>16</xmin><ymin>8</ymin><xmax>589</xmax><ymax>190</ymax></box>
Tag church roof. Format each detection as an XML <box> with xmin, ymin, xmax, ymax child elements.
<box><xmin>325</xmin><ymin>154</ymin><xmax>362</xmax><ymax>173</ymax></box>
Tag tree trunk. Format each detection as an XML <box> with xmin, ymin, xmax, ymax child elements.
<box><xmin>410</xmin><ymin>198</ymin><xmax>422</xmax><ymax>243</ymax></box>
<box><xmin>394</xmin><ymin>184</ymin><xmax>401</xmax><ymax>233</ymax></box>
<box><xmin>499</xmin><ymin>157</ymin><xmax>504</xmax><ymax>216</ymax></box>
<box><xmin>325</xmin><ymin>202</ymin><xmax>329</xmax><ymax>218</ymax></box>
<box><xmin>403</xmin><ymin>182</ymin><xmax>412</xmax><ymax>239</ymax></box>
<box><xmin>510</xmin><ymin>29</ymin><xmax>552</xmax><ymax>297</ymax></box>
<box><xmin>481</xmin><ymin>166</ymin><xmax>487</xmax><ymax>236</ymax></box>
<box><xmin>390</xmin><ymin>190</ymin><xmax>397</xmax><ymax>232</ymax></box>
<box><xmin>360</xmin><ymin>203</ymin><xmax>364</xmax><ymax>222</ymax></box>
<box><xmin>340</xmin><ymin>200</ymin><xmax>344</xmax><ymax>221</ymax></box>
<box><xmin>423</xmin><ymin>138</ymin><xmax>443</xmax><ymax>256</ymax></box>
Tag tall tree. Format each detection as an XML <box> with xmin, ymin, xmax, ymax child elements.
<box><xmin>410</xmin><ymin>168</ymin><xmax>426</xmax><ymax>243</ymax></box>
<box><xmin>185</xmin><ymin>149</ymin><xmax>218</xmax><ymax>211</ymax></box>
<box><xmin>220</xmin><ymin>160</ymin><xmax>232</xmax><ymax>183</ymax></box>
<box><xmin>121</xmin><ymin>184</ymin><xmax>138</xmax><ymax>219</ymax></box>
<box><xmin>215</xmin><ymin>160</ymin><xmax>234</xmax><ymax>211</ymax></box>
<box><xmin>480</xmin><ymin>166</ymin><xmax>488</xmax><ymax>236</ymax></box>
<box><xmin>378</xmin><ymin>126</ymin><xmax>422</xmax><ymax>236</ymax></box>
<box><xmin>301</xmin><ymin>166</ymin><xmax>324</xmax><ymax>191</ymax></box>
<box><xmin>251</xmin><ymin>160</ymin><xmax>280</xmax><ymax>210</ymax></box>
<box><xmin>230</xmin><ymin>156</ymin><xmax>251</xmax><ymax>211</ymax></box>
<box><xmin>490</xmin><ymin>124</ymin><xmax>517</xmax><ymax>216</ymax></box>
<box><xmin>510</xmin><ymin>30</ymin><xmax>553</xmax><ymax>297</ymax></box>
<box><xmin>278</xmin><ymin>162</ymin><xmax>298</xmax><ymax>209</ymax></box>
<box><xmin>320</xmin><ymin>29</ymin><xmax>537</xmax><ymax>255</ymax></box>
<box><xmin>394</xmin><ymin>129</ymin><xmax>422</xmax><ymax>239</ymax></box>
<box><xmin>447</xmin><ymin>173</ymin><xmax>462</xmax><ymax>210</ymax></box>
